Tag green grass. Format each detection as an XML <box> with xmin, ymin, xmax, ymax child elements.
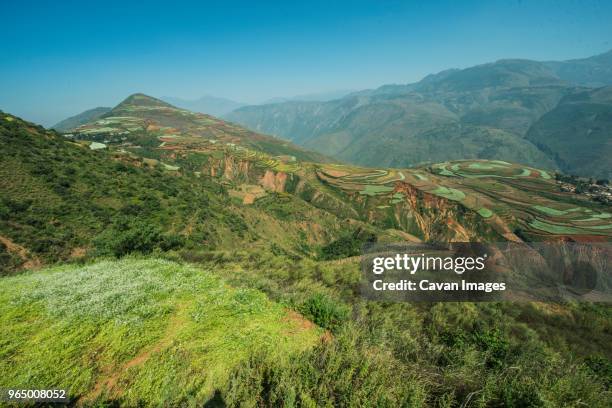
<box><xmin>477</xmin><ymin>207</ymin><xmax>494</xmax><ymax>218</ymax></box>
<box><xmin>431</xmin><ymin>186</ymin><xmax>466</xmax><ymax>201</ymax></box>
<box><xmin>0</xmin><ymin>258</ymin><xmax>320</xmax><ymax>405</ymax></box>
<box><xmin>358</xmin><ymin>184</ymin><xmax>394</xmax><ymax>196</ymax></box>
<box><xmin>529</xmin><ymin>219</ymin><xmax>587</xmax><ymax>235</ymax></box>
<box><xmin>532</xmin><ymin>205</ymin><xmax>575</xmax><ymax>216</ymax></box>
<box><xmin>539</xmin><ymin>170</ymin><xmax>552</xmax><ymax>179</ymax></box>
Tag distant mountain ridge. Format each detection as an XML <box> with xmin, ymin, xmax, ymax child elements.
<box><xmin>544</xmin><ymin>49</ymin><xmax>612</xmax><ymax>87</ymax></box>
<box><xmin>226</xmin><ymin>50</ymin><xmax>612</xmax><ymax>178</ymax></box>
<box><xmin>52</xmin><ymin>106</ymin><xmax>111</xmax><ymax>132</ymax></box>
<box><xmin>261</xmin><ymin>89</ymin><xmax>357</xmax><ymax>104</ymax></box>
<box><xmin>161</xmin><ymin>95</ymin><xmax>246</xmax><ymax>117</ymax></box>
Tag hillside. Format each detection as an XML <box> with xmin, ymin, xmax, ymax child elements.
<box><xmin>0</xmin><ymin>258</ymin><xmax>321</xmax><ymax>405</ymax></box>
<box><xmin>226</xmin><ymin>52</ymin><xmax>612</xmax><ymax>178</ymax></box>
<box><xmin>527</xmin><ymin>86</ymin><xmax>612</xmax><ymax>180</ymax></box>
<box><xmin>0</xmin><ymin>111</ymin><xmax>361</xmax><ymax>274</ymax></box>
<box><xmin>51</xmin><ymin>107</ymin><xmax>111</xmax><ymax>132</ymax></box>
<box><xmin>66</xmin><ymin>97</ymin><xmax>612</xmax><ymax>242</ymax></box>
<box><xmin>72</xmin><ymin>93</ymin><xmax>331</xmax><ymax>163</ymax></box>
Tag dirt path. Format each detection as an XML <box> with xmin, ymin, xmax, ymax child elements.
<box><xmin>0</xmin><ymin>234</ymin><xmax>41</xmax><ymax>269</ymax></box>
<box><xmin>79</xmin><ymin>302</ymin><xmax>190</xmax><ymax>405</ymax></box>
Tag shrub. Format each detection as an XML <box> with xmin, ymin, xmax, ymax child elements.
<box><xmin>94</xmin><ymin>219</ymin><xmax>184</xmax><ymax>257</ymax></box>
<box><xmin>318</xmin><ymin>228</ymin><xmax>377</xmax><ymax>260</ymax></box>
<box><xmin>299</xmin><ymin>293</ymin><xmax>349</xmax><ymax>332</ymax></box>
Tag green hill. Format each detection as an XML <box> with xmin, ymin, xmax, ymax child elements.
<box><xmin>73</xmin><ymin>93</ymin><xmax>331</xmax><ymax>163</ymax></box>
<box><xmin>0</xmin><ymin>258</ymin><xmax>321</xmax><ymax>405</ymax></box>
<box><xmin>527</xmin><ymin>86</ymin><xmax>612</xmax><ymax>179</ymax></box>
<box><xmin>0</xmin><ymin>111</ymin><xmax>358</xmax><ymax>274</ymax></box>
<box><xmin>51</xmin><ymin>107</ymin><xmax>111</xmax><ymax>132</ymax></box>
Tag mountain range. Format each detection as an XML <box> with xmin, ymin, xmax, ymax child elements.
<box><xmin>52</xmin><ymin>106</ymin><xmax>111</xmax><ymax>132</ymax></box>
<box><xmin>160</xmin><ymin>95</ymin><xmax>246</xmax><ymax>117</ymax></box>
<box><xmin>226</xmin><ymin>50</ymin><xmax>612</xmax><ymax>179</ymax></box>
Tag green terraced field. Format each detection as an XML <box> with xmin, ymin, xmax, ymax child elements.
<box><xmin>314</xmin><ymin>159</ymin><xmax>611</xmax><ymax>241</ymax></box>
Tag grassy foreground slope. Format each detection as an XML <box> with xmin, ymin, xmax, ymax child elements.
<box><xmin>0</xmin><ymin>258</ymin><xmax>321</xmax><ymax>406</ymax></box>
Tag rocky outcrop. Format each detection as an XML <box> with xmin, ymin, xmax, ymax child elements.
<box><xmin>393</xmin><ymin>182</ymin><xmax>504</xmax><ymax>242</ymax></box>
<box><xmin>260</xmin><ymin>170</ymin><xmax>287</xmax><ymax>192</ymax></box>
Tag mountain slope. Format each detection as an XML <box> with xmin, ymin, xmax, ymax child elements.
<box><xmin>527</xmin><ymin>86</ymin><xmax>612</xmax><ymax>179</ymax></box>
<box><xmin>0</xmin><ymin>258</ymin><xmax>321</xmax><ymax>405</ymax></box>
<box><xmin>59</xmin><ymin>97</ymin><xmax>612</xmax><ymax>243</ymax></box>
<box><xmin>227</xmin><ymin>60</ymin><xmax>565</xmax><ymax>170</ymax></box>
<box><xmin>74</xmin><ymin>93</ymin><xmax>331</xmax><ymax>163</ymax></box>
<box><xmin>545</xmin><ymin>49</ymin><xmax>612</xmax><ymax>87</ymax></box>
<box><xmin>227</xmin><ymin>53</ymin><xmax>612</xmax><ymax>177</ymax></box>
<box><xmin>51</xmin><ymin>107</ymin><xmax>111</xmax><ymax>132</ymax></box>
<box><xmin>3</xmin><ymin>106</ymin><xmax>610</xmax><ymax>274</ymax></box>
<box><xmin>0</xmin><ymin>111</ymin><xmax>356</xmax><ymax>273</ymax></box>
<box><xmin>161</xmin><ymin>95</ymin><xmax>246</xmax><ymax>116</ymax></box>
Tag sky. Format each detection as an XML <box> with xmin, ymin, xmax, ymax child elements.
<box><xmin>1</xmin><ymin>0</ymin><xmax>612</xmax><ymax>126</ymax></box>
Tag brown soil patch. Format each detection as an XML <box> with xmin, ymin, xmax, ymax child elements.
<box><xmin>79</xmin><ymin>302</ymin><xmax>190</xmax><ymax>405</ymax></box>
<box><xmin>283</xmin><ymin>310</ymin><xmax>316</xmax><ymax>331</ymax></box>
<box><xmin>243</xmin><ymin>193</ymin><xmax>256</xmax><ymax>205</ymax></box>
<box><xmin>566</xmin><ymin>235</ymin><xmax>609</xmax><ymax>243</ymax></box>
<box><xmin>0</xmin><ymin>234</ymin><xmax>41</xmax><ymax>269</ymax></box>
<box><xmin>322</xmin><ymin>169</ymin><xmax>349</xmax><ymax>178</ymax></box>
<box><xmin>320</xmin><ymin>331</ymin><xmax>333</xmax><ymax>343</ymax></box>
<box><xmin>70</xmin><ymin>247</ymin><xmax>87</xmax><ymax>259</ymax></box>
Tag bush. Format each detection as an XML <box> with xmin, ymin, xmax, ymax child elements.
<box><xmin>318</xmin><ymin>228</ymin><xmax>377</xmax><ymax>260</ymax></box>
<box><xmin>473</xmin><ymin>328</ymin><xmax>510</xmax><ymax>369</ymax></box>
<box><xmin>299</xmin><ymin>293</ymin><xmax>349</xmax><ymax>332</ymax></box>
<box><xmin>224</xmin><ymin>325</ymin><xmax>426</xmax><ymax>407</ymax></box>
<box><xmin>94</xmin><ymin>219</ymin><xmax>184</xmax><ymax>257</ymax></box>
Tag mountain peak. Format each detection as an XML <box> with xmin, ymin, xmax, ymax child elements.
<box><xmin>116</xmin><ymin>93</ymin><xmax>174</xmax><ymax>109</ymax></box>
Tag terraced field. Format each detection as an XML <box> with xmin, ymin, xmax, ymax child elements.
<box><xmin>316</xmin><ymin>160</ymin><xmax>611</xmax><ymax>241</ymax></box>
<box><xmin>71</xmin><ymin>94</ymin><xmax>328</xmax><ymax>165</ymax></box>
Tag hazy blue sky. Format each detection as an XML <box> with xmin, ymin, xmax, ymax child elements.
<box><xmin>1</xmin><ymin>0</ymin><xmax>611</xmax><ymax>126</ymax></box>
